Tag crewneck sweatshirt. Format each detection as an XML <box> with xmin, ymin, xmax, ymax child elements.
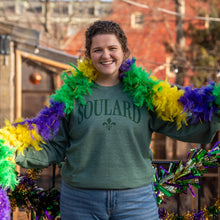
<box><xmin>16</xmin><ymin>81</ymin><xmax>220</xmax><ymax>189</ymax></box>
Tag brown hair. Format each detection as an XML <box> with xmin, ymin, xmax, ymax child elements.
<box><xmin>85</xmin><ymin>20</ymin><xmax>130</xmax><ymax>59</ymax></box>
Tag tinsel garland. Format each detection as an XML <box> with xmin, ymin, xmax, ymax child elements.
<box><xmin>159</xmin><ymin>198</ymin><xmax>220</xmax><ymax>219</ymax></box>
<box><xmin>8</xmin><ymin>169</ymin><xmax>60</xmax><ymax>220</ymax></box>
<box><xmin>6</xmin><ymin>153</ymin><xmax>220</xmax><ymax>220</ymax></box>
<box><xmin>154</xmin><ymin>141</ymin><xmax>220</xmax><ymax>204</ymax></box>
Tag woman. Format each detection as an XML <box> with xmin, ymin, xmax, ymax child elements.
<box><xmin>15</xmin><ymin>20</ymin><xmax>220</xmax><ymax>219</ymax></box>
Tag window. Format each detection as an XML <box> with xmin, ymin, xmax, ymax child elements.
<box><xmin>131</xmin><ymin>12</ymin><xmax>144</xmax><ymax>28</ymax></box>
<box><xmin>88</xmin><ymin>7</ymin><xmax>94</xmax><ymax>15</ymax></box>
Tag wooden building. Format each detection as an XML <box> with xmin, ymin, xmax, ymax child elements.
<box><xmin>0</xmin><ymin>21</ymin><xmax>77</xmax><ymax>219</ymax></box>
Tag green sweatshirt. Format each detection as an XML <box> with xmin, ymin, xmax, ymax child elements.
<box><xmin>15</xmin><ymin>82</ymin><xmax>220</xmax><ymax>189</ymax></box>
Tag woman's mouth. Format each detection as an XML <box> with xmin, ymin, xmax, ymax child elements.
<box><xmin>101</xmin><ymin>61</ymin><xmax>114</xmax><ymax>65</ymax></box>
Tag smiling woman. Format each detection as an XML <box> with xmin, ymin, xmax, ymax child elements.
<box><xmin>85</xmin><ymin>21</ymin><xmax>130</xmax><ymax>87</ymax></box>
<box><xmin>89</xmin><ymin>34</ymin><xmax>124</xmax><ymax>86</ymax></box>
<box><xmin>14</xmin><ymin>20</ymin><xmax>220</xmax><ymax>220</ymax></box>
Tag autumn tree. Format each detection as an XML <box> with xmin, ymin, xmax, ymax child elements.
<box><xmin>186</xmin><ymin>0</ymin><xmax>220</xmax><ymax>87</ymax></box>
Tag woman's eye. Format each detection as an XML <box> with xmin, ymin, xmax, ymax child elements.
<box><xmin>92</xmin><ymin>49</ymin><xmax>101</xmax><ymax>53</ymax></box>
<box><xmin>110</xmin><ymin>47</ymin><xmax>117</xmax><ymax>50</ymax></box>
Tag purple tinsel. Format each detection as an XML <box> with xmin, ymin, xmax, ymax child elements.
<box><xmin>179</xmin><ymin>81</ymin><xmax>218</xmax><ymax>123</ymax></box>
<box><xmin>193</xmin><ymin>209</ymin><xmax>205</xmax><ymax>220</ymax></box>
<box><xmin>44</xmin><ymin>210</ymin><xmax>52</xmax><ymax>220</ymax></box>
<box><xmin>11</xmin><ymin>170</ymin><xmax>60</xmax><ymax>219</ymax></box>
<box><xmin>19</xmin><ymin>172</ymin><xmax>35</xmax><ymax>186</ymax></box>
<box><xmin>0</xmin><ymin>188</ymin><xmax>11</xmax><ymax>220</ymax></box>
<box><xmin>178</xmin><ymin>174</ymin><xmax>199</xmax><ymax>181</ymax></box>
<box><xmin>158</xmin><ymin>207</ymin><xmax>167</xmax><ymax>218</ymax></box>
<box><xmin>207</xmin><ymin>141</ymin><xmax>220</xmax><ymax>156</ymax></box>
<box><xmin>160</xmin><ymin>166</ymin><xmax>170</xmax><ymax>174</ymax></box>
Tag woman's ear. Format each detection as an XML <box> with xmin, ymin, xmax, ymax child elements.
<box><xmin>123</xmin><ymin>49</ymin><xmax>130</xmax><ymax>61</ymax></box>
<box><xmin>123</xmin><ymin>54</ymin><xmax>129</xmax><ymax>62</ymax></box>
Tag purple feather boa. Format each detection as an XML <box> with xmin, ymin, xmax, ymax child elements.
<box><xmin>119</xmin><ymin>57</ymin><xmax>136</xmax><ymax>79</ymax></box>
<box><xmin>14</xmin><ymin>100</ymin><xmax>65</xmax><ymax>141</ymax></box>
<box><xmin>0</xmin><ymin>188</ymin><xmax>11</xmax><ymax>220</ymax></box>
<box><xmin>179</xmin><ymin>81</ymin><xmax>218</xmax><ymax>123</ymax></box>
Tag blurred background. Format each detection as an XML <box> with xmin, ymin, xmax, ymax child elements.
<box><xmin>0</xmin><ymin>0</ymin><xmax>220</xmax><ymax>219</ymax></box>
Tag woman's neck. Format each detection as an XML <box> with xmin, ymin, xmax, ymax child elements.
<box><xmin>95</xmin><ymin>76</ymin><xmax>120</xmax><ymax>87</ymax></box>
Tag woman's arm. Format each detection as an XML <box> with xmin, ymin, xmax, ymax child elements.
<box><xmin>15</xmin><ymin>117</ymin><xmax>70</xmax><ymax>169</ymax></box>
<box><xmin>150</xmin><ymin>112</ymin><xmax>220</xmax><ymax>144</ymax></box>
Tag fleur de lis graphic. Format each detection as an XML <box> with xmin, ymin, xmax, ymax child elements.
<box><xmin>102</xmin><ymin>118</ymin><xmax>116</xmax><ymax>130</ymax></box>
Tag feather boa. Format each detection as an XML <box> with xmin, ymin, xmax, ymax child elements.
<box><xmin>0</xmin><ymin>188</ymin><xmax>11</xmax><ymax>220</ymax></box>
<box><xmin>1</xmin><ymin>57</ymin><xmax>220</xmax><ymax>153</ymax></box>
<box><xmin>1</xmin><ymin>57</ymin><xmax>220</xmax><ymax>191</ymax></box>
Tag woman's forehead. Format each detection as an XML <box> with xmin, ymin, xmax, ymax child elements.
<box><xmin>91</xmin><ymin>34</ymin><xmax>121</xmax><ymax>47</ymax></box>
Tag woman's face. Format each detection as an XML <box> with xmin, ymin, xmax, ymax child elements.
<box><xmin>90</xmin><ymin>34</ymin><xmax>124</xmax><ymax>86</ymax></box>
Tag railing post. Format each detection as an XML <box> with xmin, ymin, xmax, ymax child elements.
<box><xmin>198</xmin><ymin>178</ymin><xmax>201</xmax><ymax>211</ymax></box>
<box><xmin>52</xmin><ymin>163</ymin><xmax>56</xmax><ymax>188</ymax></box>
<box><xmin>177</xmin><ymin>193</ymin><xmax>180</xmax><ymax>216</ymax></box>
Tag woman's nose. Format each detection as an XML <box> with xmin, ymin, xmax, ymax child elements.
<box><xmin>102</xmin><ymin>49</ymin><xmax>110</xmax><ymax>58</ymax></box>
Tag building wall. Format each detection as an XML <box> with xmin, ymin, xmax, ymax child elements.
<box><xmin>0</xmin><ymin>53</ymin><xmax>14</xmax><ymax>127</ymax></box>
<box><xmin>0</xmin><ymin>0</ymin><xmax>112</xmax><ymax>21</ymax></box>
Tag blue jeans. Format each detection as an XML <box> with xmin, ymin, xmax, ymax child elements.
<box><xmin>60</xmin><ymin>182</ymin><xmax>159</xmax><ymax>220</ymax></box>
